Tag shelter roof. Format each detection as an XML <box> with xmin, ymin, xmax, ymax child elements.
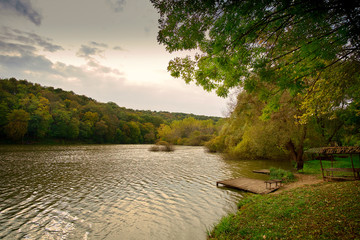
<box><xmin>306</xmin><ymin>147</ymin><xmax>360</xmax><ymax>154</ymax></box>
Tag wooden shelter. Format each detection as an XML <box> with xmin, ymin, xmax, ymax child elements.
<box><xmin>307</xmin><ymin>147</ymin><xmax>360</xmax><ymax>181</ymax></box>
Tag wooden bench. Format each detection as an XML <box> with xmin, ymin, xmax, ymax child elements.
<box><xmin>315</xmin><ymin>155</ymin><xmax>333</xmax><ymax>161</ymax></box>
<box><xmin>324</xmin><ymin>168</ymin><xmax>360</xmax><ymax>180</ymax></box>
<box><xmin>265</xmin><ymin>179</ymin><xmax>282</xmax><ymax>189</ymax></box>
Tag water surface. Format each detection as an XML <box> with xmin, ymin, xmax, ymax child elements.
<box><xmin>0</xmin><ymin>145</ymin><xmax>291</xmax><ymax>239</ymax></box>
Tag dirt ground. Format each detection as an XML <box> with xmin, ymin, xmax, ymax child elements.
<box><xmin>272</xmin><ymin>173</ymin><xmax>323</xmax><ymax>194</ymax></box>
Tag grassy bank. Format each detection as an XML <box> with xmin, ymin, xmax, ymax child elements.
<box><xmin>210</xmin><ymin>181</ymin><xmax>360</xmax><ymax>239</ymax></box>
<box><xmin>302</xmin><ymin>157</ymin><xmax>360</xmax><ymax>175</ymax></box>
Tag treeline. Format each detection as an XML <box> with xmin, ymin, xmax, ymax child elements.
<box><xmin>157</xmin><ymin>117</ymin><xmax>224</xmax><ymax>146</ymax></box>
<box><xmin>0</xmin><ymin>78</ymin><xmax>220</xmax><ymax>144</ymax></box>
<box><xmin>206</xmin><ymin>90</ymin><xmax>360</xmax><ymax>166</ymax></box>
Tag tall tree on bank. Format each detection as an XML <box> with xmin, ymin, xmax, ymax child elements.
<box><xmin>151</xmin><ymin>0</ymin><xmax>360</xmax><ymax>169</ymax></box>
<box><xmin>152</xmin><ymin>0</ymin><xmax>359</xmax><ymax>98</ymax></box>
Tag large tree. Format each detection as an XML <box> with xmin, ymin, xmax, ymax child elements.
<box><xmin>152</xmin><ymin>0</ymin><xmax>360</xmax><ymax>169</ymax></box>
<box><xmin>151</xmin><ymin>0</ymin><xmax>359</xmax><ymax>104</ymax></box>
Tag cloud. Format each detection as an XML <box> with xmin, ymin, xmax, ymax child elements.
<box><xmin>76</xmin><ymin>44</ymin><xmax>104</xmax><ymax>59</ymax></box>
<box><xmin>0</xmin><ymin>40</ymin><xmax>36</xmax><ymax>55</ymax></box>
<box><xmin>113</xmin><ymin>46</ymin><xmax>125</xmax><ymax>51</ymax></box>
<box><xmin>0</xmin><ymin>0</ymin><xmax>42</xmax><ymax>25</ymax></box>
<box><xmin>0</xmin><ymin>48</ymin><xmax>226</xmax><ymax>116</ymax></box>
<box><xmin>106</xmin><ymin>0</ymin><xmax>126</xmax><ymax>12</ymax></box>
<box><xmin>90</xmin><ymin>41</ymin><xmax>108</xmax><ymax>48</ymax></box>
<box><xmin>0</xmin><ymin>27</ymin><xmax>64</xmax><ymax>53</ymax></box>
<box><xmin>0</xmin><ymin>27</ymin><xmax>64</xmax><ymax>76</ymax></box>
<box><xmin>76</xmin><ymin>42</ymin><xmax>111</xmax><ymax>59</ymax></box>
<box><xmin>87</xmin><ymin>60</ymin><xmax>123</xmax><ymax>76</ymax></box>
<box><xmin>0</xmin><ymin>53</ymin><xmax>57</xmax><ymax>74</ymax></box>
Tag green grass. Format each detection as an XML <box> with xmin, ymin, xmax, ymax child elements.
<box><xmin>302</xmin><ymin>155</ymin><xmax>360</xmax><ymax>175</ymax></box>
<box><xmin>209</xmin><ymin>181</ymin><xmax>360</xmax><ymax>240</ymax></box>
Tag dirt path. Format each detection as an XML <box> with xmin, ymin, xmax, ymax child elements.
<box><xmin>272</xmin><ymin>174</ymin><xmax>323</xmax><ymax>194</ymax></box>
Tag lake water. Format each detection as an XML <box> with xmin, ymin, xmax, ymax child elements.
<box><xmin>0</xmin><ymin>145</ymin><xmax>292</xmax><ymax>240</ymax></box>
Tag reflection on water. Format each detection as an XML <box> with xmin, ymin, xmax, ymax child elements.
<box><xmin>0</xmin><ymin>145</ymin><xmax>292</xmax><ymax>240</ymax></box>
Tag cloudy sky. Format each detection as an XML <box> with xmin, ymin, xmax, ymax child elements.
<box><xmin>0</xmin><ymin>0</ymin><xmax>230</xmax><ymax>117</ymax></box>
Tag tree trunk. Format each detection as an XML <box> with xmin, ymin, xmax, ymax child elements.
<box><xmin>296</xmin><ymin>147</ymin><xmax>304</xmax><ymax>170</ymax></box>
<box><xmin>285</xmin><ymin>139</ymin><xmax>305</xmax><ymax>170</ymax></box>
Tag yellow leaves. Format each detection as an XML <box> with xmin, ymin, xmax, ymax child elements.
<box><xmin>5</xmin><ymin>109</ymin><xmax>31</xmax><ymax>141</ymax></box>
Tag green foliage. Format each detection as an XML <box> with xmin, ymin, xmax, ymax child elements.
<box><xmin>269</xmin><ymin>168</ymin><xmax>295</xmax><ymax>183</ymax></box>
<box><xmin>205</xmin><ymin>88</ymin><xmax>358</xmax><ymax>170</ymax></box>
<box><xmin>157</xmin><ymin>117</ymin><xmax>217</xmax><ymax>146</ymax></box>
<box><xmin>152</xmin><ymin>0</ymin><xmax>360</xmax><ymax>110</ymax></box>
<box><xmin>4</xmin><ymin>109</ymin><xmax>30</xmax><ymax>141</ymax></box>
<box><xmin>152</xmin><ymin>0</ymin><xmax>360</xmax><ymax>163</ymax></box>
<box><xmin>204</xmin><ymin>135</ymin><xmax>226</xmax><ymax>153</ymax></box>
<box><xmin>210</xmin><ymin>181</ymin><xmax>360</xmax><ymax>239</ymax></box>
<box><xmin>0</xmin><ymin>78</ymin><xmax>221</xmax><ymax>144</ymax></box>
<box><xmin>207</xmin><ymin>91</ymin><xmax>305</xmax><ymax>160</ymax></box>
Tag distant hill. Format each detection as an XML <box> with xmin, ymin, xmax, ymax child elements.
<box><xmin>0</xmin><ymin>78</ymin><xmax>221</xmax><ymax>144</ymax></box>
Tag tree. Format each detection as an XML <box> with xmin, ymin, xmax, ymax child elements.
<box><xmin>5</xmin><ymin>109</ymin><xmax>30</xmax><ymax>141</ymax></box>
<box><xmin>28</xmin><ymin>96</ymin><xmax>52</xmax><ymax>138</ymax></box>
<box><xmin>94</xmin><ymin>120</ymin><xmax>108</xmax><ymax>143</ymax></box>
<box><xmin>83</xmin><ymin>111</ymin><xmax>99</xmax><ymax>127</ymax></box>
<box><xmin>115</xmin><ymin>128</ymin><xmax>126</xmax><ymax>143</ymax></box>
<box><xmin>128</xmin><ymin>121</ymin><xmax>142</xmax><ymax>143</ymax></box>
<box><xmin>141</xmin><ymin>122</ymin><xmax>156</xmax><ymax>143</ymax></box>
<box><xmin>156</xmin><ymin>117</ymin><xmax>216</xmax><ymax>145</ymax></box>
<box><xmin>152</xmin><ymin>0</ymin><xmax>359</xmax><ymax>108</ymax></box>
<box><xmin>68</xmin><ymin>118</ymin><xmax>80</xmax><ymax>139</ymax></box>
<box><xmin>0</xmin><ymin>78</ymin><xmax>221</xmax><ymax>144</ymax></box>
<box><xmin>157</xmin><ymin>124</ymin><xmax>174</xmax><ymax>142</ymax></box>
<box><xmin>50</xmin><ymin>108</ymin><xmax>71</xmax><ymax>138</ymax></box>
<box><xmin>0</xmin><ymin>101</ymin><xmax>10</xmax><ymax>130</ymax></box>
<box><xmin>208</xmin><ymin>91</ymin><xmax>327</xmax><ymax>169</ymax></box>
<box><xmin>152</xmin><ymin>0</ymin><xmax>360</xmax><ymax>168</ymax></box>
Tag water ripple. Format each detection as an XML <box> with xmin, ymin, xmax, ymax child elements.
<box><xmin>0</xmin><ymin>145</ymin><xmax>293</xmax><ymax>239</ymax></box>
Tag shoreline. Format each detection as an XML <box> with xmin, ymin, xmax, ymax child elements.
<box><xmin>209</xmin><ymin>174</ymin><xmax>360</xmax><ymax>239</ymax></box>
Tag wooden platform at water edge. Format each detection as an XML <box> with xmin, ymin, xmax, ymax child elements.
<box><xmin>252</xmin><ymin>169</ymin><xmax>271</xmax><ymax>175</ymax></box>
<box><xmin>216</xmin><ymin>177</ymin><xmax>279</xmax><ymax>194</ymax></box>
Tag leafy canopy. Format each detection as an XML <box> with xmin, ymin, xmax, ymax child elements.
<box><xmin>151</xmin><ymin>0</ymin><xmax>360</xmax><ymax>101</ymax></box>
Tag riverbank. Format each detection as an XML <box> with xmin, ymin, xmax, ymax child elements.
<box><xmin>209</xmin><ymin>178</ymin><xmax>360</xmax><ymax>239</ymax></box>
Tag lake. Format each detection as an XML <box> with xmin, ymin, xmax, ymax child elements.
<box><xmin>0</xmin><ymin>145</ymin><xmax>292</xmax><ymax>240</ymax></box>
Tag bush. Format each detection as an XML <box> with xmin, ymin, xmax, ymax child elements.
<box><xmin>149</xmin><ymin>145</ymin><xmax>160</xmax><ymax>152</ymax></box>
<box><xmin>270</xmin><ymin>168</ymin><xmax>295</xmax><ymax>182</ymax></box>
<box><xmin>148</xmin><ymin>141</ymin><xmax>174</xmax><ymax>152</ymax></box>
<box><xmin>205</xmin><ymin>135</ymin><xmax>226</xmax><ymax>153</ymax></box>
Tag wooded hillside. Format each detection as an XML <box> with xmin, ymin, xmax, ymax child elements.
<box><xmin>0</xmin><ymin>78</ymin><xmax>220</xmax><ymax>144</ymax></box>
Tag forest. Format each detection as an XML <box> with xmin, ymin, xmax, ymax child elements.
<box><xmin>0</xmin><ymin>78</ymin><xmax>220</xmax><ymax>144</ymax></box>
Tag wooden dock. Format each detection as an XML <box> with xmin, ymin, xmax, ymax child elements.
<box><xmin>216</xmin><ymin>177</ymin><xmax>279</xmax><ymax>194</ymax></box>
<box><xmin>252</xmin><ymin>169</ymin><xmax>271</xmax><ymax>175</ymax></box>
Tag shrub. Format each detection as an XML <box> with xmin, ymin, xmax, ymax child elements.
<box><xmin>148</xmin><ymin>140</ymin><xmax>174</xmax><ymax>152</ymax></box>
<box><xmin>270</xmin><ymin>168</ymin><xmax>295</xmax><ymax>182</ymax></box>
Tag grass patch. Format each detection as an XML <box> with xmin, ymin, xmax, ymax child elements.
<box><xmin>302</xmin><ymin>155</ymin><xmax>360</xmax><ymax>175</ymax></box>
<box><xmin>269</xmin><ymin>168</ymin><xmax>295</xmax><ymax>183</ymax></box>
<box><xmin>209</xmin><ymin>181</ymin><xmax>360</xmax><ymax>240</ymax></box>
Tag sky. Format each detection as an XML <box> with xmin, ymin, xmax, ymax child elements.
<box><xmin>0</xmin><ymin>0</ymin><xmax>230</xmax><ymax>117</ymax></box>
